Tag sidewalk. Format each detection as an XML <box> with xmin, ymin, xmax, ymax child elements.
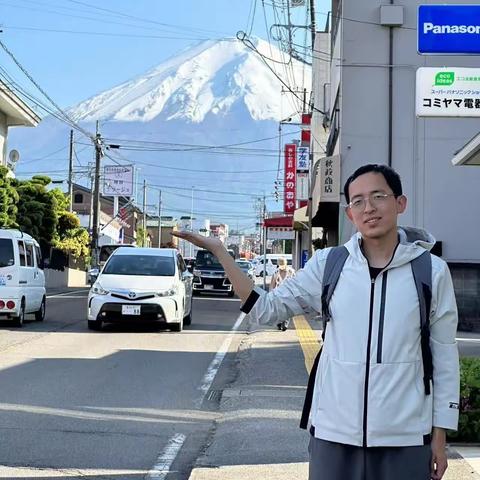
<box><xmin>188</xmin><ymin>317</ymin><xmax>480</xmax><ymax>480</ymax></box>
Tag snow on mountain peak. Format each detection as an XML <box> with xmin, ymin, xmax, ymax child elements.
<box><xmin>69</xmin><ymin>37</ymin><xmax>311</xmax><ymax>124</ymax></box>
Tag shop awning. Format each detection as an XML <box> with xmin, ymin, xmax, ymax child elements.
<box><xmin>263</xmin><ymin>215</ymin><xmax>293</xmax><ymax>228</ymax></box>
<box><xmin>452</xmin><ymin>132</ymin><xmax>480</xmax><ymax>166</ymax></box>
<box><xmin>293</xmin><ymin>206</ymin><xmax>308</xmax><ymax>231</ymax></box>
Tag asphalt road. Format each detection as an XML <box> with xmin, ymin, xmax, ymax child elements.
<box><xmin>0</xmin><ymin>289</ymin><xmax>246</xmax><ymax>479</ymax></box>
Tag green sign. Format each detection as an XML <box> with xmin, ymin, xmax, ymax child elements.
<box><xmin>435</xmin><ymin>72</ymin><xmax>455</xmax><ymax>86</ymax></box>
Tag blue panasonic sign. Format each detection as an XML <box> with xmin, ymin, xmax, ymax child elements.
<box><xmin>418</xmin><ymin>5</ymin><xmax>480</xmax><ymax>54</ymax></box>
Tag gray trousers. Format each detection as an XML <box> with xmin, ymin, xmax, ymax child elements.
<box><xmin>309</xmin><ymin>436</ymin><xmax>432</xmax><ymax>480</ymax></box>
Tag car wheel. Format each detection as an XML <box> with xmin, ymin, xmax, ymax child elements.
<box><xmin>88</xmin><ymin>319</ymin><xmax>103</xmax><ymax>331</ymax></box>
<box><xmin>35</xmin><ymin>297</ymin><xmax>46</xmax><ymax>322</ymax></box>
<box><xmin>184</xmin><ymin>300</ymin><xmax>192</xmax><ymax>326</ymax></box>
<box><xmin>171</xmin><ymin>318</ymin><xmax>183</xmax><ymax>332</ymax></box>
<box><xmin>13</xmin><ymin>301</ymin><xmax>25</xmax><ymax>328</ymax></box>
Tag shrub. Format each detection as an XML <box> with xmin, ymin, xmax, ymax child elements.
<box><xmin>447</xmin><ymin>357</ymin><xmax>480</xmax><ymax>443</ymax></box>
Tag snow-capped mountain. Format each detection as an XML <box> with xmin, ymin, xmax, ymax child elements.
<box><xmin>69</xmin><ymin>37</ymin><xmax>310</xmax><ymax>124</ymax></box>
<box><xmin>10</xmin><ymin>37</ymin><xmax>312</xmax><ymax>225</ymax></box>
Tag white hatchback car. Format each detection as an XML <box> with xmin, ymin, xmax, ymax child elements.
<box><xmin>88</xmin><ymin>248</ymin><xmax>193</xmax><ymax>332</ymax></box>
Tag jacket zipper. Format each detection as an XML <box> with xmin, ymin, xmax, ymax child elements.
<box><xmin>362</xmin><ymin>276</ymin><xmax>375</xmax><ymax>448</ymax></box>
<box><xmin>376</xmin><ymin>271</ymin><xmax>388</xmax><ymax>364</ymax></box>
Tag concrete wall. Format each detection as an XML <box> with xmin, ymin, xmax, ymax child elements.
<box><xmin>44</xmin><ymin>268</ymin><xmax>87</xmax><ymax>289</ymax></box>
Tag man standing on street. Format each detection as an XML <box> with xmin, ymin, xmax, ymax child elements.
<box><xmin>173</xmin><ymin>164</ymin><xmax>459</xmax><ymax>480</ymax></box>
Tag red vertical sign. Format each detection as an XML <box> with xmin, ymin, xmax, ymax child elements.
<box><xmin>284</xmin><ymin>144</ymin><xmax>297</xmax><ymax>214</ymax></box>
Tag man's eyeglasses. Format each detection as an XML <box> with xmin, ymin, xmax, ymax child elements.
<box><xmin>345</xmin><ymin>193</ymin><xmax>396</xmax><ymax>212</ymax></box>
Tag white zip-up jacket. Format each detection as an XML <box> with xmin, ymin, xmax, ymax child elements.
<box><xmin>249</xmin><ymin>227</ymin><xmax>460</xmax><ymax>447</ymax></box>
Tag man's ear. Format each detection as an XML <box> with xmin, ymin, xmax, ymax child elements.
<box><xmin>345</xmin><ymin>206</ymin><xmax>354</xmax><ymax>223</ymax></box>
<box><xmin>396</xmin><ymin>195</ymin><xmax>407</xmax><ymax>214</ymax></box>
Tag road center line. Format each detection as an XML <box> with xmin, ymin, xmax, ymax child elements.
<box><xmin>47</xmin><ymin>289</ymin><xmax>89</xmax><ymax>298</ymax></box>
<box><xmin>195</xmin><ymin>311</ymin><xmax>245</xmax><ymax>408</ymax></box>
<box><xmin>146</xmin><ymin>433</ymin><xmax>186</xmax><ymax>479</ymax></box>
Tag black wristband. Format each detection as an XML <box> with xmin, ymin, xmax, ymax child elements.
<box><xmin>240</xmin><ymin>289</ymin><xmax>260</xmax><ymax>314</ymax></box>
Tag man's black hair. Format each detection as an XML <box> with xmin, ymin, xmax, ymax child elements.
<box><xmin>343</xmin><ymin>164</ymin><xmax>403</xmax><ymax>204</ymax></box>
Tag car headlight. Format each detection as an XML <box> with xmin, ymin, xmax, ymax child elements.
<box><xmin>91</xmin><ymin>282</ymin><xmax>109</xmax><ymax>295</ymax></box>
<box><xmin>193</xmin><ymin>269</ymin><xmax>201</xmax><ymax>277</ymax></box>
<box><xmin>156</xmin><ymin>286</ymin><xmax>178</xmax><ymax>297</ymax></box>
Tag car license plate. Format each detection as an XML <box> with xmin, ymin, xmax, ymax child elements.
<box><xmin>122</xmin><ymin>305</ymin><xmax>141</xmax><ymax>315</ymax></box>
<box><xmin>204</xmin><ymin>284</ymin><xmax>213</xmax><ymax>290</ymax></box>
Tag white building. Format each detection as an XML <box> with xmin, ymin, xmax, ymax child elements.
<box><xmin>309</xmin><ymin>0</ymin><xmax>480</xmax><ymax>330</ymax></box>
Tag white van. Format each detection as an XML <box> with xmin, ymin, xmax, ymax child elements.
<box><xmin>255</xmin><ymin>254</ymin><xmax>292</xmax><ymax>277</ymax></box>
<box><xmin>0</xmin><ymin>229</ymin><xmax>46</xmax><ymax>327</ymax></box>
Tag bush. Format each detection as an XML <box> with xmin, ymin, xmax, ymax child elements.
<box><xmin>447</xmin><ymin>357</ymin><xmax>480</xmax><ymax>442</ymax></box>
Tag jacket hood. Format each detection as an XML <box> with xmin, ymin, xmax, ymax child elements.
<box><xmin>345</xmin><ymin>226</ymin><xmax>436</xmax><ymax>268</ymax></box>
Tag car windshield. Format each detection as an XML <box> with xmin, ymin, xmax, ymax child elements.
<box><xmin>103</xmin><ymin>254</ymin><xmax>175</xmax><ymax>276</ymax></box>
<box><xmin>236</xmin><ymin>261</ymin><xmax>251</xmax><ymax>269</ymax></box>
<box><xmin>0</xmin><ymin>239</ymin><xmax>14</xmax><ymax>268</ymax></box>
<box><xmin>196</xmin><ymin>250</ymin><xmax>223</xmax><ymax>269</ymax></box>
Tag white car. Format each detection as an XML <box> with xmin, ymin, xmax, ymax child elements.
<box><xmin>88</xmin><ymin>248</ymin><xmax>193</xmax><ymax>332</ymax></box>
<box><xmin>0</xmin><ymin>229</ymin><xmax>46</xmax><ymax>327</ymax></box>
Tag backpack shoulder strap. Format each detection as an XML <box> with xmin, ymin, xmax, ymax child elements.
<box><xmin>300</xmin><ymin>246</ymin><xmax>349</xmax><ymax>430</ymax></box>
<box><xmin>411</xmin><ymin>250</ymin><xmax>433</xmax><ymax>395</ymax></box>
<box><xmin>321</xmin><ymin>246</ymin><xmax>350</xmax><ymax>326</ymax></box>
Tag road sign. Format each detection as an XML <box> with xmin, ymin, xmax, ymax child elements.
<box><xmin>418</xmin><ymin>5</ymin><xmax>480</xmax><ymax>54</ymax></box>
<box><xmin>102</xmin><ymin>165</ymin><xmax>134</xmax><ymax>197</ymax></box>
<box><xmin>416</xmin><ymin>67</ymin><xmax>480</xmax><ymax>117</ymax></box>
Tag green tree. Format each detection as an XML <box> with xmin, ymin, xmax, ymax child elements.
<box><xmin>0</xmin><ymin>166</ymin><xmax>18</xmax><ymax>228</ymax></box>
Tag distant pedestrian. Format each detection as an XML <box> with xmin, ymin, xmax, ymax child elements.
<box><xmin>172</xmin><ymin>163</ymin><xmax>459</xmax><ymax>480</ymax></box>
<box><xmin>269</xmin><ymin>257</ymin><xmax>295</xmax><ymax>331</ymax></box>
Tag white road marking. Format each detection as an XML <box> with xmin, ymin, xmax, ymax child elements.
<box><xmin>146</xmin><ymin>433</ymin><xmax>186</xmax><ymax>479</ymax></box>
<box><xmin>47</xmin><ymin>289</ymin><xmax>88</xmax><ymax>299</ymax></box>
<box><xmin>194</xmin><ymin>297</ymin><xmax>240</xmax><ymax>302</ymax></box>
<box><xmin>195</xmin><ymin>311</ymin><xmax>246</xmax><ymax>407</ymax></box>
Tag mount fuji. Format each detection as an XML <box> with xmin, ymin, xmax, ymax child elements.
<box><xmin>9</xmin><ymin>37</ymin><xmax>312</xmax><ymax>227</ymax></box>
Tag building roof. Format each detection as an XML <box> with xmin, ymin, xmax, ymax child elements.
<box><xmin>452</xmin><ymin>131</ymin><xmax>480</xmax><ymax>166</ymax></box>
<box><xmin>0</xmin><ymin>81</ymin><xmax>40</xmax><ymax>127</ymax></box>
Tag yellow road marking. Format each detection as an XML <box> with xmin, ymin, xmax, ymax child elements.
<box><xmin>293</xmin><ymin>315</ymin><xmax>321</xmax><ymax>373</ymax></box>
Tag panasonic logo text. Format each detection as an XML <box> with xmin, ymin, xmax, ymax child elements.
<box><xmin>423</xmin><ymin>22</ymin><xmax>480</xmax><ymax>34</ymax></box>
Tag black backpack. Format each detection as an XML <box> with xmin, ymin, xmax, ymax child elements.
<box><xmin>299</xmin><ymin>246</ymin><xmax>433</xmax><ymax>430</ymax></box>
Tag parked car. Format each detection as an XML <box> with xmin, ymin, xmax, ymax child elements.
<box><xmin>235</xmin><ymin>259</ymin><xmax>255</xmax><ymax>280</ymax></box>
<box><xmin>184</xmin><ymin>257</ymin><xmax>196</xmax><ymax>273</ymax></box>
<box><xmin>0</xmin><ymin>229</ymin><xmax>46</xmax><ymax>327</ymax></box>
<box><xmin>193</xmin><ymin>249</ymin><xmax>234</xmax><ymax>296</ymax></box>
<box><xmin>88</xmin><ymin>247</ymin><xmax>193</xmax><ymax>332</ymax></box>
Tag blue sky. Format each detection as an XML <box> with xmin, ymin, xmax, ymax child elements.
<box><xmin>0</xmin><ymin>0</ymin><xmax>331</xmax><ymax>108</ymax></box>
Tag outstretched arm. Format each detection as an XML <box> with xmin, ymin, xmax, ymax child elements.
<box><xmin>172</xmin><ymin>231</ymin><xmax>254</xmax><ymax>302</ymax></box>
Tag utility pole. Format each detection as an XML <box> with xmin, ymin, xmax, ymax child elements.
<box><xmin>91</xmin><ymin>121</ymin><xmax>103</xmax><ymax>267</ymax></box>
<box><xmin>309</xmin><ymin>0</ymin><xmax>316</xmax><ymax>49</ymax></box>
<box><xmin>68</xmin><ymin>129</ymin><xmax>74</xmax><ymax>212</ymax></box>
<box><xmin>190</xmin><ymin>187</ymin><xmax>194</xmax><ymax>257</ymax></box>
<box><xmin>157</xmin><ymin>190</ymin><xmax>162</xmax><ymax>248</ymax></box>
<box><xmin>261</xmin><ymin>195</ymin><xmax>267</xmax><ymax>290</ymax></box>
<box><xmin>142</xmin><ymin>179</ymin><xmax>147</xmax><ymax>247</ymax></box>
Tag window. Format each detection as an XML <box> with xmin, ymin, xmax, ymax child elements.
<box><xmin>18</xmin><ymin>241</ymin><xmax>26</xmax><ymax>266</ymax></box>
<box><xmin>25</xmin><ymin>243</ymin><xmax>34</xmax><ymax>267</ymax></box>
<box><xmin>74</xmin><ymin>193</ymin><xmax>84</xmax><ymax>204</ymax></box>
<box><xmin>0</xmin><ymin>239</ymin><xmax>14</xmax><ymax>267</ymax></box>
<box><xmin>103</xmin><ymin>255</ymin><xmax>175</xmax><ymax>276</ymax></box>
<box><xmin>34</xmin><ymin>246</ymin><xmax>43</xmax><ymax>269</ymax></box>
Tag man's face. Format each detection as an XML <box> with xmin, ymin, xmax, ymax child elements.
<box><xmin>346</xmin><ymin>172</ymin><xmax>406</xmax><ymax>240</ymax></box>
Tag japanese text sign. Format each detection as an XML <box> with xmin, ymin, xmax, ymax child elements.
<box><xmin>284</xmin><ymin>144</ymin><xmax>297</xmax><ymax>214</ymax></box>
<box><xmin>103</xmin><ymin>165</ymin><xmax>135</xmax><ymax>196</ymax></box>
<box><xmin>319</xmin><ymin>155</ymin><xmax>340</xmax><ymax>202</ymax></box>
<box><xmin>416</xmin><ymin>67</ymin><xmax>480</xmax><ymax>117</ymax></box>
<box><xmin>297</xmin><ymin>146</ymin><xmax>310</xmax><ymax>171</ymax></box>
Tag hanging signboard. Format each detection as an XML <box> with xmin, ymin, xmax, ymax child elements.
<box><xmin>296</xmin><ymin>172</ymin><xmax>309</xmax><ymax>201</ymax></box>
<box><xmin>284</xmin><ymin>144</ymin><xmax>297</xmax><ymax>214</ymax></box>
<box><xmin>103</xmin><ymin>165</ymin><xmax>135</xmax><ymax>197</ymax></box>
<box><xmin>418</xmin><ymin>5</ymin><xmax>480</xmax><ymax>55</ymax></box>
<box><xmin>416</xmin><ymin>67</ymin><xmax>480</xmax><ymax>117</ymax></box>
<box><xmin>297</xmin><ymin>146</ymin><xmax>310</xmax><ymax>171</ymax></box>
